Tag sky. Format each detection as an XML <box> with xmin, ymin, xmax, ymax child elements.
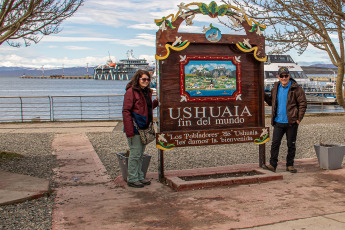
<box><xmin>0</xmin><ymin>0</ymin><xmax>335</xmax><ymax>69</ymax></box>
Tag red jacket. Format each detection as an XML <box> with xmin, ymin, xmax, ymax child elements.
<box><xmin>122</xmin><ymin>84</ymin><xmax>158</xmax><ymax>138</ymax></box>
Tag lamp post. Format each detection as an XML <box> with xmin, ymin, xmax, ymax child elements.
<box><xmin>62</xmin><ymin>64</ymin><xmax>64</xmax><ymax>77</ymax></box>
<box><xmin>41</xmin><ymin>65</ymin><xmax>44</xmax><ymax>77</ymax></box>
<box><xmin>86</xmin><ymin>63</ymin><xmax>89</xmax><ymax>77</ymax></box>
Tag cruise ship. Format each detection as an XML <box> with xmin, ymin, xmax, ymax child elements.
<box><xmin>93</xmin><ymin>50</ymin><xmax>154</xmax><ymax>80</ymax></box>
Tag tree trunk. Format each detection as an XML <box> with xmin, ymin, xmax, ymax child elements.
<box><xmin>335</xmin><ymin>64</ymin><xmax>345</xmax><ymax>111</ymax></box>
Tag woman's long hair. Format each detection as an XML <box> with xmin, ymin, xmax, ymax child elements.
<box><xmin>128</xmin><ymin>70</ymin><xmax>151</xmax><ymax>89</ymax></box>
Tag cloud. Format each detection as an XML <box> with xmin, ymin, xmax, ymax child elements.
<box><xmin>40</xmin><ymin>34</ymin><xmax>155</xmax><ymax>47</ymax></box>
<box><xmin>0</xmin><ymin>54</ymin><xmax>118</xmax><ymax>68</ymax></box>
<box><xmin>41</xmin><ymin>36</ymin><xmax>119</xmax><ymax>42</ymax></box>
<box><xmin>128</xmin><ymin>24</ymin><xmax>158</xmax><ymax>30</ymax></box>
<box><xmin>64</xmin><ymin>46</ymin><xmax>93</xmax><ymax>50</ymax></box>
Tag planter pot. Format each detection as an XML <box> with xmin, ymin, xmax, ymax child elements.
<box><xmin>116</xmin><ymin>152</ymin><xmax>151</xmax><ymax>182</ymax></box>
<box><xmin>314</xmin><ymin>144</ymin><xmax>345</xmax><ymax>170</ymax></box>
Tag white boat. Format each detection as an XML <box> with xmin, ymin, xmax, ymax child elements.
<box><xmin>264</xmin><ymin>55</ymin><xmax>310</xmax><ymax>91</ymax></box>
<box><xmin>264</xmin><ymin>55</ymin><xmax>336</xmax><ymax>104</ymax></box>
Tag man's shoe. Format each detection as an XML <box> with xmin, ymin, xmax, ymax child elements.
<box><xmin>127</xmin><ymin>181</ymin><xmax>144</xmax><ymax>188</ymax></box>
<box><xmin>140</xmin><ymin>179</ymin><xmax>151</xmax><ymax>185</ymax></box>
<box><xmin>263</xmin><ymin>164</ymin><xmax>276</xmax><ymax>172</ymax></box>
<box><xmin>286</xmin><ymin>166</ymin><xmax>297</xmax><ymax>173</ymax></box>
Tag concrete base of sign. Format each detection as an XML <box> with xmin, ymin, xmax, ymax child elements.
<box><xmin>164</xmin><ymin>166</ymin><xmax>282</xmax><ymax>192</ymax></box>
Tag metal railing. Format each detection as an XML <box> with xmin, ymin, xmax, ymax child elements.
<box><xmin>0</xmin><ymin>93</ymin><xmax>343</xmax><ymax>122</ymax></box>
<box><xmin>0</xmin><ymin>95</ymin><xmax>124</xmax><ymax>122</ymax></box>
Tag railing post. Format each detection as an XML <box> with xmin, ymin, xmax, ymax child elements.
<box><xmin>51</xmin><ymin>96</ymin><xmax>55</xmax><ymax>121</ymax></box>
<box><xmin>19</xmin><ymin>97</ymin><xmax>23</xmax><ymax>122</ymax></box>
<box><xmin>80</xmin><ymin>96</ymin><xmax>83</xmax><ymax>121</ymax></box>
<box><xmin>48</xmin><ymin>96</ymin><xmax>52</xmax><ymax>121</ymax></box>
<box><xmin>108</xmin><ymin>96</ymin><xmax>111</xmax><ymax>119</ymax></box>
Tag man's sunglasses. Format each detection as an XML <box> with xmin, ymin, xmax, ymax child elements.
<box><xmin>280</xmin><ymin>74</ymin><xmax>289</xmax><ymax>78</ymax></box>
<box><xmin>140</xmin><ymin>78</ymin><xmax>150</xmax><ymax>82</ymax></box>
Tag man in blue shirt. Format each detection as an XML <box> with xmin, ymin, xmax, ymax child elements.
<box><xmin>264</xmin><ymin>67</ymin><xmax>307</xmax><ymax>173</ymax></box>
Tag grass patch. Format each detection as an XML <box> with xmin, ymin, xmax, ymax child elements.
<box><xmin>0</xmin><ymin>151</ymin><xmax>24</xmax><ymax>163</ymax></box>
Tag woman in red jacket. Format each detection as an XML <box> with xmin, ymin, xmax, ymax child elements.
<box><xmin>122</xmin><ymin>70</ymin><xmax>158</xmax><ymax>188</ymax></box>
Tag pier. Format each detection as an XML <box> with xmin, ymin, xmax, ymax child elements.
<box><xmin>20</xmin><ymin>75</ymin><xmax>93</xmax><ymax>79</ymax></box>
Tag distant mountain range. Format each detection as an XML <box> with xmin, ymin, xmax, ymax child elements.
<box><xmin>0</xmin><ymin>66</ymin><xmax>97</xmax><ymax>77</ymax></box>
<box><xmin>0</xmin><ymin>63</ymin><xmax>339</xmax><ymax>77</ymax></box>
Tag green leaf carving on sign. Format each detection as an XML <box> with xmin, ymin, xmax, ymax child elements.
<box><xmin>155</xmin><ymin>17</ymin><xmax>165</xmax><ymax>26</ymax></box>
<box><xmin>166</xmin><ymin>19</ymin><xmax>176</xmax><ymax>29</ymax></box>
<box><xmin>209</xmin><ymin>23</ymin><xmax>220</xmax><ymax>31</ymax></box>
<box><xmin>199</xmin><ymin>3</ymin><xmax>209</xmax><ymax>15</ymax></box>
<box><xmin>218</xmin><ymin>5</ymin><xmax>228</xmax><ymax>16</ymax></box>
<box><xmin>249</xmin><ymin>24</ymin><xmax>258</xmax><ymax>32</ymax></box>
<box><xmin>209</xmin><ymin>1</ymin><xmax>218</xmax><ymax>15</ymax></box>
<box><xmin>238</xmin><ymin>42</ymin><xmax>248</xmax><ymax>49</ymax></box>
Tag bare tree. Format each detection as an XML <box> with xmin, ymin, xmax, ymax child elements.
<box><xmin>0</xmin><ymin>0</ymin><xmax>84</xmax><ymax>47</ymax></box>
<box><xmin>221</xmin><ymin>0</ymin><xmax>345</xmax><ymax>109</ymax></box>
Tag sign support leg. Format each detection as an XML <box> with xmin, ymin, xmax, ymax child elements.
<box><xmin>259</xmin><ymin>144</ymin><xmax>266</xmax><ymax>167</ymax></box>
<box><xmin>158</xmin><ymin>149</ymin><xmax>165</xmax><ymax>182</ymax></box>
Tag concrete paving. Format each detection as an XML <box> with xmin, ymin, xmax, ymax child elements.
<box><xmin>1</xmin><ymin>121</ymin><xmax>345</xmax><ymax>229</ymax></box>
<box><xmin>0</xmin><ymin>170</ymin><xmax>50</xmax><ymax>206</ymax></box>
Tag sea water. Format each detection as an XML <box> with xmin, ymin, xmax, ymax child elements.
<box><xmin>0</xmin><ymin>76</ymin><xmax>343</xmax><ymax>122</ymax></box>
<box><xmin>0</xmin><ymin>76</ymin><xmax>128</xmax><ymax>97</ymax></box>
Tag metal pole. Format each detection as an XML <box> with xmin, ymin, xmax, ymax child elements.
<box><xmin>48</xmin><ymin>96</ymin><xmax>52</xmax><ymax>121</ymax></box>
<box><xmin>80</xmin><ymin>96</ymin><xmax>83</xmax><ymax>121</ymax></box>
<box><xmin>19</xmin><ymin>97</ymin><xmax>23</xmax><ymax>122</ymax></box>
<box><xmin>51</xmin><ymin>96</ymin><xmax>55</xmax><ymax>121</ymax></box>
<box><xmin>108</xmin><ymin>96</ymin><xmax>111</xmax><ymax>119</ymax></box>
<box><xmin>87</xmin><ymin>63</ymin><xmax>89</xmax><ymax>77</ymax></box>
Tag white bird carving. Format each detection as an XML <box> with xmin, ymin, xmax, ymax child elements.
<box><xmin>158</xmin><ymin>133</ymin><xmax>168</xmax><ymax>143</ymax></box>
<box><xmin>185</xmin><ymin>15</ymin><xmax>195</xmax><ymax>26</ymax></box>
<box><xmin>181</xmin><ymin>12</ymin><xmax>193</xmax><ymax>19</ymax></box>
<box><xmin>235</xmin><ymin>56</ymin><xmax>241</xmax><ymax>63</ymax></box>
<box><xmin>203</xmin><ymin>25</ymin><xmax>211</xmax><ymax>33</ymax></box>
<box><xmin>229</xmin><ymin>16</ymin><xmax>239</xmax><ymax>28</ymax></box>
<box><xmin>180</xmin><ymin>95</ymin><xmax>187</xmax><ymax>102</ymax></box>
<box><xmin>233</xmin><ymin>15</ymin><xmax>245</xmax><ymax>23</ymax></box>
<box><xmin>160</xmin><ymin>22</ymin><xmax>167</xmax><ymax>32</ymax></box>
<box><xmin>256</xmin><ymin>28</ymin><xmax>263</xmax><ymax>36</ymax></box>
<box><xmin>180</xmin><ymin>55</ymin><xmax>187</xmax><ymax>62</ymax></box>
<box><xmin>172</xmin><ymin>36</ymin><xmax>182</xmax><ymax>47</ymax></box>
<box><xmin>260</xmin><ymin>128</ymin><xmax>268</xmax><ymax>137</ymax></box>
<box><xmin>236</xmin><ymin>94</ymin><xmax>242</xmax><ymax>101</ymax></box>
<box><xmin>178</xmin><ymin>2</ymin><xmax>190</xmax><ymax>11</ymax></box>
<box><xmin>238</xmin><ymin>7</ymin><xmax>246</xmax><ymax>15</ymax></box>
<box><xmin>243</xmin><ymin>39</ymin><xmax>252</xmax><ymax>48</ymax></box>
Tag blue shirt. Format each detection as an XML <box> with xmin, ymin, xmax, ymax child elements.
<box><xmin>274</xmin><ymin>81</ymin><xmax>291</xmax><ymax>123</ymax></box>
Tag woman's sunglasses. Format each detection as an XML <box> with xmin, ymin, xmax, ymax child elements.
<box><xmin>140</xmin><ymin>78</ymin><xmax>150</xmax><ymax>82</ymax></box>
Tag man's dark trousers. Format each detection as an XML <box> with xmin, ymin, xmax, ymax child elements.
<box><xmin>270</xmin><ymin>122</ymin><xmax>299</xmax><ymax>168</ymax></box>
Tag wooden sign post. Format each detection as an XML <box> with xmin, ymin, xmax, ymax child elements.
<box><xmin>155</xmin><ymin>2</ymin><xmax>269</xmax><ymax>181</ymax></box>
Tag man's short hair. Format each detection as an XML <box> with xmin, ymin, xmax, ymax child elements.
<box><xmin>278</xmin><ymin>67</ymin><xmax>289</xmax><ymax>76</ymax></box>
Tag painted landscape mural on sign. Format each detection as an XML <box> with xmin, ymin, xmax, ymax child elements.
<box><xmin>180</xmin><ymin>56</ymin><xmax>241</xmax><ymax>102</ymax></box>
<box><xmin>185</xmin><ymin>60</ymin><xmax>237</xmax><ymax>97</ymax></box>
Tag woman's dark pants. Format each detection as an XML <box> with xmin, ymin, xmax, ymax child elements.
<box><xmin>270</xmin><ymin>122</ymin><xmax>299</xmax><ymax>168</ymax></box>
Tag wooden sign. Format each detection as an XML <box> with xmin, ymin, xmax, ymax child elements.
<box><xmin>155</xmin><ymin>1</ymin><xmax>268</xmax><ymax>150</ymax></box>
<box><xmin>157</xmin><ymin>128</ymin><xmax>269</xmax><ymax>149</ymax></box>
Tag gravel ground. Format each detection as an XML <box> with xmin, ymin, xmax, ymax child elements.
<box><xmin>0</xmin><ymin>115</ymin><xmax>344</xmax><ymax>229</ymax></box>
<box><xmin>87</xmin><ymin>115</ymin><xmax>345</xmax><ymax>180</ymax></box>
<box><xmin>0</xmin><ymin>133</ymin><xmax>56</xmax><ymax>230</ymax></box>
